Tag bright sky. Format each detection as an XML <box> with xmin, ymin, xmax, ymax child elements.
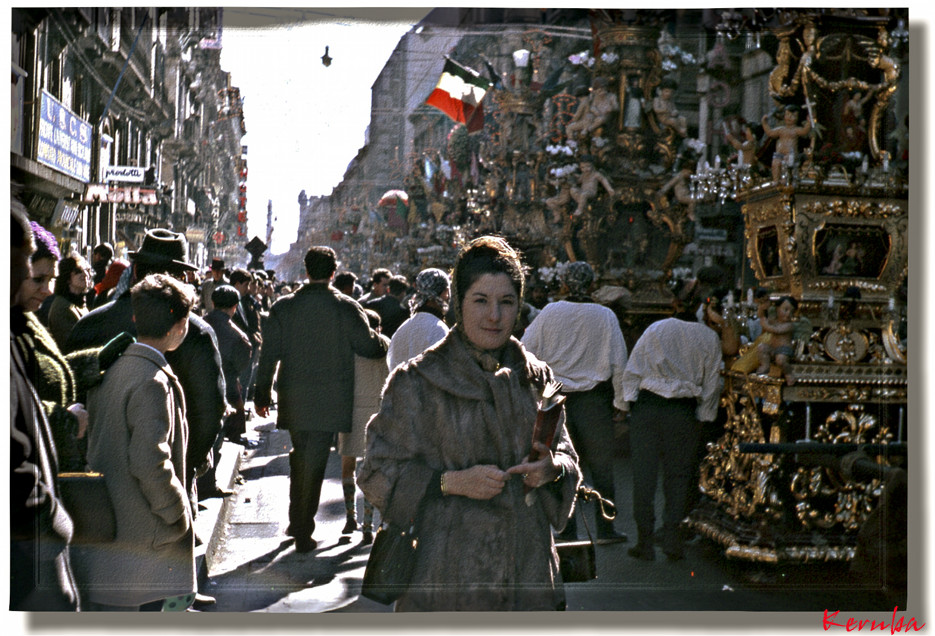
<box><xmin>219</xmin><ymin>8</ymin><xmax>427</xmax><ymax>254</ymax></box>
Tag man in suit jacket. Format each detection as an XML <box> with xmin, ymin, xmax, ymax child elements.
<box><xmin>254</xmin><ymin>246</ymin><xmax>388</xmax><ymax>553</ymax></box>
<box><xmin>363</xmin><ymin>274</ymin><xmax>410</xmax><ymax>338</ymax></box>
<box><xmin>65</xmin><ymin>229</ymin><xmax>228</xmax><ymax>525</ymax></box>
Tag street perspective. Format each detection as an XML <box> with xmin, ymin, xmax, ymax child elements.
<box><xmin>10</xmin><ymin>5</ymin><xmax>921</xmax><ymax>634</ymax></box>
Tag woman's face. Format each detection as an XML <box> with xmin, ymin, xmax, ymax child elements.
<box><xmin>68</xmin><ymin>265</ymin><xmax>92</xmax><ymax>295</ymax></box>
<box><xmin>16</xmin><ymin>257</ymin><xmax>56</xmax><ymax>312</ymax></box>
<box><xmin>460</xmin><ymin>272</ymin><xmax>519</xmax><ymax>351</ymax></box>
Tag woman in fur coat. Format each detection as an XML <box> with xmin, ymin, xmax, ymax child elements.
<box><xmin>358</xmin><ymin>236</ymin><xmax>582</xmax><ymax>611</ymax></box>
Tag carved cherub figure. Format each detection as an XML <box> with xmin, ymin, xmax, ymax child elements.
<box><xmin>653</xmin><ymin>78</ymin><xmax>687</xmax><ymax>137</ymax></box>
<box><xmin>565</xmin><ymin>76</ymin><xmax>618</xmax><ymax>140</ymax></box>
<box><xmin>723</xmin><ymin>117</ymin><xmax>758</xmax><ymax>168</ymax></box>
<box><xmin>544</xmin><ymin>180</ymin><xmax>572</xmax><ymax>224</ymax></box>
<box><xmin>570</xmin><ymin>158</ymin><xmax>614</xmax><ymax>217</ymax></box>
<box><xmin>762</xmin><ymin>105</ymin><xmax>811</xmax><ymax>183</ymax></box>
<box><xmin>756</xmin><ymin>295</ymin><xmax>798</xmax><ymax>385</ymax></box>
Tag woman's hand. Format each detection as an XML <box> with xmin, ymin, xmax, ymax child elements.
<box><xmin>445</xmin><ymin>464</ymin><xmax>509</xmax><ymax>500</ymax></box>
<box><xmin>67</xmin><ymin>403</ymin><xmax>89</xmax><ymax>439</ymax></box>
<box><xmin>506</xmin><ymin>442</ymin><xmax>562</xmax><ymax>489</ymax></box>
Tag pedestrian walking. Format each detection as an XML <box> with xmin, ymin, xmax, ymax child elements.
<box><xmin>358</xmin><ymin>236</ymin><xmax>582</xmax><ymax>611</ymax></box>
<box><xmin>621</xmin><ymin>281</ymin><xmax>724</xmax><ymax>561</ymax></box>
<box><xmin>357</xmin><ymin>267</ymin><xmax>392</xmax><ymax>304</ymax></box>
<box><xmin>363</xmin><ymin>274</ymin><xmax>410</xmax><ymax>337</ymax></box>
<box><xmin>80</xmin><ymin>274</ymin><xmax>198</xmax><ymax>611</ymax></box>
<box><xmin>202</xmin><ymin>284</ymin><xmax>253</xmax><ymax>493</ymax></box>
<box><xmin>254</xmin><ymin>246</ymin><xmax>388</xmax><ymax>553</ymax></box>
<box><xmin>386</xmin><ymin>267</ymin><xmax>451</xmax><ymax>371</ymax></box>
<box><xmin>339</xmin><ymin>308</ymin><xmax>390</xmax><ymax>544</ymax></box>
<box><xmin>229</xmin><ymin>268</ymin><xmax>263</xmax><ymax>403</ymax></box>
<box><xmin>200</xmin><ymin>258</ymin><xmax>227</xmax><ymax>314</ymax></box>
<box><xmin>522</xmin><ymin>260</ymin><xmax>629</xmax><ymax>542</ymax></box>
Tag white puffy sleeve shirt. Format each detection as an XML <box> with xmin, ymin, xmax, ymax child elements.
<box><xmin>621</xmin><ymin>317</ymin><xmax>724</xmax><ymax>422</ymax></box>
<box><xmin>521</xmin><ymin>301</ymin><xmax>629</xmax><ymax>411</ymax></box>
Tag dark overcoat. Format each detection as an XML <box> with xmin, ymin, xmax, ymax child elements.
<box><xmin>254</xmin><ymin>282</ymin><xmax>388</xmax><ymax>432</ymax></box>
<box><xmin>65</xmin><ymin>291</ymin><xmax>227</xmax><ymax>483</ymax></box>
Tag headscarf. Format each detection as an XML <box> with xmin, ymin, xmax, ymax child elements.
<box><xmin>29</xmin><ymin>221</ymin><xmax>61</xmax><ymax>262</ymax></box>
<box><xmin>409</xmin><ymin>267</ymin><xmax>450</xmax><ymax>314</ymax></box>
<box><xmin>561</xmin><ymin>261</ymin><xmax>595</xmax><ymax>298</ymax></box>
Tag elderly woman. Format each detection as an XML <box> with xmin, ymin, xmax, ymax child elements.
<box><xmin>386</xmin><ymin>267</ymin><xmax>452</xmax><ymax>371</ymax></box>
<box><xmin>48</xmin><ymin>252</ymin><xmax>92</xmax><ymax>350</ymax></box>
<box><xmin>12</xmin><ymin>222</ymin><xmax>89</xmax><ymax>472</ymax></box>
<box><xmin>358</xmin><ymin>236</ymin><xmax>582</xmax><ymax>611</ymax></box>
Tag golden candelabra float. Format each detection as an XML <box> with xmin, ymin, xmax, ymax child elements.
<box><xmin>686</xmin><ymin>11</ymin><xmax>907</xmax><ymax>567</ymax></box>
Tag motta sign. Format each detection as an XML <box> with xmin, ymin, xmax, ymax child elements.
<box><xmin>104</xmin><ymin>165</ymin><xmax>145</xmax><ymax>182</ymax></box>
<box><xmin>83</xmin><ymin>184</ymin><xmax>159</xmax><ymax>205</ymax></box>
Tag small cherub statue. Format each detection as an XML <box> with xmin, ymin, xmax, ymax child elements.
<box><xmin>570</xmin><ymin>157</ymin><xmax>614</xmax><ymax>217</ymax></box>
<box><xmin>756</xmin><ymin>295</ymin><xmax>798</xmax><ymax>385</ymax></box>
<box><xmin>723</xmin><ymin>116</ymin><xmax>758</xmax><ymax>168</ymax></box>
<box><xmin>762</xmin><ymin>105</ymin><xmax>811</xmax><ymax>183</ymax></box>
<box><xmin>544</xmin><ymin>180</ymin><xmax>572</xmax><ymax>224</ymax></box>
<box><xmin>565</xmin><ymin>76</ymin><xmax>618</xmax><ymax>140</ymax></box>
<box><xmin>653</xmin><ymin>78</ymin><xmax>687</xmax><ymax>137</ymax></box>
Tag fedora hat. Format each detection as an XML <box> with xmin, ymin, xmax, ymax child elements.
<box><xmin>129</xmin><ymin>228</ymin><xmax>196</xmax><ymax>271</ymax></box>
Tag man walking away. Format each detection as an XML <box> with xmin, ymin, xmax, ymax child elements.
<box><xmin>254</xmin><ymin>246</ymin><xmax>388</xmax><ymax>553</ymax></box>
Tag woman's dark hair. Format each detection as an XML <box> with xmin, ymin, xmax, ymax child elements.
<box><xmin>778</xmin><ymin>295</ymin><xmax>799</xmax><ymax>311</ymax></box>
<box><xmin>131</xmin><ymin>273</ymin><xmax>196</xmax><ymax>338</ymax></box>
<box><xmin>54</xmin><ymin>252</ymin><xmax>90</xmax><ymax>295</ymax></box>
<box><xmin>451</xmin><ymin>236</ymin><xmax>525</xmax><ymax>324</ymax></box>
<box><xmin>363</xmin><ymin>308</ymin><xmax>382</xmax><ymax>330</ymax></box>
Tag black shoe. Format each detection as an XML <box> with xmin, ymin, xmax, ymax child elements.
<box><xmin>627</xmin><ymin>545</ymin><xmax>655</xmax><ymax>561</ymax></box>
<box><xmin>596</xmin><ymin>529</ymin><xmax>628</xmax><ymax>544</ymax></box>
<box><xmin>294</xmin><ymin>537</ymin><xmax>317</xmax><ymax>553</ymax></box>
<box><xmin>192</xmin><ymin>593</ymin><xmax>216</xmax><ymax>609</ymax></box>
<box><xmin>663</xmin><ymin>545</ymin><xmax>685</xmax><ymax>561</ymax></box>
<box><xmin>200</xmin><ymin>486</ymin><xmax>233</xmax><ymax>499</ymax></box>
<box><xmin>342</xmin><ymin>517</ymin><xmax>357</xmax><ymax>535</ymax></box>
<box><xmin>362</xmin><ymin>530</ymin><xmax>373</xmax><ymax>545</ymax></box>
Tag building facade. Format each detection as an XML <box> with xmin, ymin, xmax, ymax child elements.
<box><xmin>11</xmin><ymin>7</ymin><xmax>245</xmax><ymax>270</ymax></box>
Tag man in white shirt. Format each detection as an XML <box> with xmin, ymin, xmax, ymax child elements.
<box><xmin>621</xmin><ymin>280</ymin><xmax>724</xmax><ymax>561</ymax></box>
<box><xmin>522</xmin><ymin>261</ymin><xmax>628</xmax><ymax>541</ymax></box>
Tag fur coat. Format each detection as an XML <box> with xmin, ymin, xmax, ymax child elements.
<box><xmin>358</xmin><ymin>328</ymin><xmax>581</xmax><ymax>611</ymax></box>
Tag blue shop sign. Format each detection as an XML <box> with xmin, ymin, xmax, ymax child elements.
<box><xmin>36</xmin><ymin>90</ymin><xmax>92</xmax><ymax>182</ymax></box>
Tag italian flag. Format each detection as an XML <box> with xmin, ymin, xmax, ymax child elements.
<box><xmin>426</xmin><ymin>58</ymin><xmax>491</xmax><ymax>133</ymax></box>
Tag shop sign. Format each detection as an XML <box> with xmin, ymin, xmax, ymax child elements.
<box><xmin>104</xmin><ymin>165</ymin><xmax>145</xmax><ymax>183</ymax></box>
<box><xmin>695</xmin><ymin>227</ymin><xmax>729</xmax><ymax>242</ymax></box>
<box><xmin>36</xmin><ymin>90</ymin><xmax>92</xmax><ymax>182</ymax></box>
<box><xmin>83</xmin><ymin>183</ymin><xmax>159</xmax><ymax>205</ymax></box>
<box><xmin>186</xmin><ymin>229</ymin><xmax>206</xmax><ymax>243</ymax></box>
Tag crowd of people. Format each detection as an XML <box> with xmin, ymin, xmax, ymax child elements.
<box><xmin>13</xmin><ymin>199</ymin><xmax>750</xmax><ymax>612</ymax></box>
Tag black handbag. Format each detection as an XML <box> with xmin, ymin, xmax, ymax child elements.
<box><xmin>556</xmin><ymin>486</ymin><xmax>616</xmax><ymax>583</ymax></box>
<box><xmin>57</xmin><ymin>471</ymin><xmax>117</xmax><ymax>544</ymax></box>
<box><xmin>557</xmin><ymin>540</ymin><xmax>597</xmax><ymax>583</ymax></box>
<box><xmin>361</xmin><ymin>522</ymin><xmax>418</xmax><ymax>604</ymax></box>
